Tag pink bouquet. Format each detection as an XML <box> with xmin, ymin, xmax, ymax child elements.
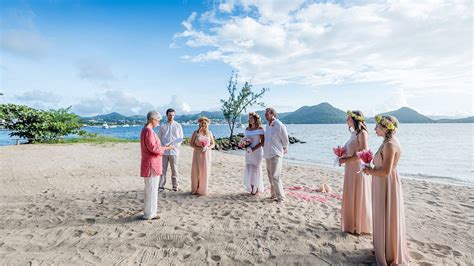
<box><xmin>332</xmin><ymin>145</ymin><xmax>346</xmax><ymax>167</ymax></box>
<box><xmin>356</xmin><ymin>149</ymin><xmax>373</xmax><ymax>173</ymax></box>
<box><xmin>199</xmin><ymin>137</ymin><xmax>210</xmax><ymax>152</ymax></box>
<box><xmin>238</xmin><ymin>137</ymin><xmax>252</xmax><ymax>149</ymax></box>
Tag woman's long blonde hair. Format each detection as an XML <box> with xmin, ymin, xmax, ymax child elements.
<box><xmin>375</xmin><ymin>115</ymin><xmax>399</xmax><ymax>159</ymax></box>
<box><xmin>197</xmin><ymin>116</ymin><xmax>211</xmax><ymax>136</ymax></box>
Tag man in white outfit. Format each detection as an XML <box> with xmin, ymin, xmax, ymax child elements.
<box><xmin>158</xmin><ymin>108</ymin><xmax>184</xmax><ymax>192</ymax></box>
<box><xmin>263</xmin><ymin>107</ymin><xmax>289</xmax><ymax>203</ymax></box>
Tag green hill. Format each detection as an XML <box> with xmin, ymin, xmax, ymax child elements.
<box><xmin>280</xmin><ymin>103</ymin><xmax>346</xmax><ymax>124</ymax></box>
<box><xmin>175</xmin><ymin>111</ymin><xmax>224</xmax><ymax>122</ymax></box>
<box><xmin>368</xmin><ymin>107</ymin><xmax>434</xmax><ymax>123</ymax></box>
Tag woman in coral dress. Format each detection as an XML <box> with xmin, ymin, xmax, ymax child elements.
<box><xmin>189</xmin><ymin>117</ymin><xmax>215</xmax><ymax>196</ymax></box>
<box><xmin>363</xmin><ymin>115</ymin><xmax>409</xmax><ymax>265</ymax></box>
<box><xmin>243</xmin><ymin>112</ymin><xmax>265</xmax><ymax>196</ymax></box>
<box><xmin>339</xmin><ymin>110</ymin><xmax>372</xmax><ymax>235</ymax></box>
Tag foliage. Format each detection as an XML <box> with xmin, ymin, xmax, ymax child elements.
<box><xmin>220</xmin><ymin>72</ymin><xmax>268</xmax><ymax>139</ymax></box>
<box><xmin>0</xmin><ymin>104</ymin><xmax>82</xmax><ymax>143</ymax></box>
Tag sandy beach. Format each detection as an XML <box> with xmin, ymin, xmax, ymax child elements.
<box><xmin>0</xmin><ymin>142</ymin><xmax>472</xmax><ymax>265</ymax></box>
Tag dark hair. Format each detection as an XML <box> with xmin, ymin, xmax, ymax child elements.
<box><xmin>265</xmin><ymin>107</ymin><xmax>277</xmax><ymax>118</ymax></box>
<box><xmin>348</xmin><ymin>110</ymin><xmax>368</xmax><ymax>136</ymax></box>
<box><xmin>166</xmin><ymin>108</ymin><xmax>175</xmax><ymax>115</ymax></box>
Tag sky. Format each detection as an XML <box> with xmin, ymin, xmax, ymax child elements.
<box><xmin>0</xmin><ymin>0</ymin><xmax>472</xmax><ymax>117</ymax></box>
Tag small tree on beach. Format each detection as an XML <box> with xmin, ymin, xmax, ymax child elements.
<box><xmin>0</xmin><ymin>104</ymin><xmax>82</xmax><ymax>143</ymax></box>
<box><xmin>220</xmin><ymin>72</ymin><xmax>268</xmax><ymax>140</ymax></box>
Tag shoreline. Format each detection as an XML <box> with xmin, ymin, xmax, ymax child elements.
<box><xmin>1</xmin><ymin>140</ymin><xmax>472</xmax><ymax>187</ymax></box>
<box><xmin>222</xmin><ymin>149</ymin><xmax>474</xmax><ymax>188</ymax></box>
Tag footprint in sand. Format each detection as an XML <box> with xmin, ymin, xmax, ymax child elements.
<box><xmin>211</xmin><ymin>255</ymin><xmax>221</xmax><ymax>262</ymax></box>
<box><xmin>74</xmin><ymin>230</ymin><xmax>84</xmax><ymax>237</ymax></box>
<box><xmin>409</xmin><ymin>251</ymin><xmax>424</xmax><ymax>260</ymax></box>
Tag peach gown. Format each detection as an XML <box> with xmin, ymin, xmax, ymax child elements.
<box><xmin>191</xmin><ymin>133</ymin><xmax>212</xmax><ymax>195</ymax></box>
<box><xmin>372</xmin><ymin>140</ymin><xmax>409</xmax><ymax>265</ymax></box>
<box><xmin>341</xmin><ymin>131</ymin><xmax>373</xmax><ymax>234</ymax></box>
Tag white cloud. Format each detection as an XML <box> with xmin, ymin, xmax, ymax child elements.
<box><xmin>172</xmin><ymin>12</ymin><xmax>218</xmax><ymax>48</ymax></box>
<box><xmin>219</xmin><ymin>0</ymin><xmax>235</xmax><ymax>13</ymax></box>
<box><xmin>174</xmin><ymin>0</ymin><xmax>472</xmax><ymax>96</ymax></box>
<box><xmin>1</xmin><ymin>30</ymin><xmax>51</xmax><ymax>58</ymax></box>
<box><xmin>0</xmin><ymin>7</ymin><xmax>51</xmax><ymax>58</ymax></box>
<box><xmin>75</xmin><ymin>58</ymin><xmax>117</xmax><ymax>81</ymax></box>
<box><xmin>71</xmin><ymin>98</ymin><xmax>106</xmax><ymax>117</ymax></box>
<box><xmin>158</xmin><ymin>95</ymin><xmax>192</xmax><ymax>114</ymax></box>
<box><xmin>15</xmin><ymin>90</ymin><xmax>61</xmax><ymax>104</ymax></box>
<box><xmin>71</xmin><ymin>91</ymin><xmax>192</xmax><ymax>117</ymax></box>
<box><xmin>72</xmin><ymin>90</ymin><xmax>153</xmax><ymax>116</ymax></box>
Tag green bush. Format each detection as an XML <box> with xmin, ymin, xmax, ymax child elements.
<box><xmin>0</xmin><ymin>104</ymin><xmax>82</xmax><ymax>143</ymax></box>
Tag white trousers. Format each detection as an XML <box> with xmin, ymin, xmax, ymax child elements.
<box><xmin>144</xmin><ymin>175</ymin><xmax>159</xmax><ymax>219</ymax></box>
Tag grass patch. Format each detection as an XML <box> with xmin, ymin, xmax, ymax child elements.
<box><xmin>33</xmin><ymin>134</ymin><xmax>140</xmax><ymax>144</ymax></box>
<box><xmin>63</xmin><ymin>135</ymin><xmax>139</xmax><ymax>144</ymax></box>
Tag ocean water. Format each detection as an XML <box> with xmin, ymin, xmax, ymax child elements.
<box><xmin>1</xmin><ymin>123</ymin><xmax>472</xmax><ymax>186</ymax></box>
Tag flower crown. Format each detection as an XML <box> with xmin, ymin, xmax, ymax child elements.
<box><xmin>375</xmin><ymin>115</ymin><xmax>396</xmax><ymax>130</ymax></box>
<box><xmin>198</xmin><ymin>116</ymin><xmax>210</xmax><ymax>124</ymax></box>
<box><xmin>249</xmin><ymin>112</ymin><xmax>260</xmax><ymax>119</ymax></box>
<box><xmin>347</xmin><ymin>110</ymin><xmax>365</xmax><ymax>122</ymax></box>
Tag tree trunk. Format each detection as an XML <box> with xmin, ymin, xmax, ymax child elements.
<box><xmin>229</xmin><ymin>116</ymin><xmax>237</xmax><ymax>140</ymax></box>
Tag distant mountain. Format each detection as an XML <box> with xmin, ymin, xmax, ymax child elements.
<box><xmin>80</xmin><ymin>106</ymin><xmax>472</xmax><ymax>126</ymax></box>
<box><xmin>86</xmin><ymin>112</ymin><xmax>127</xmax><ymax>121</ymax></box>
<box><xmin>436</xmin><ymin>116</ymin><xmax>474</xmax><ymax>123</ymax></box>
<box><xmin>280</xmin><ymin>102</ymin><xmax>346</xmax><ymax>124</ymax></box>
<box><xmin>81</xmin><ymin>112</ymin><xmax>146</xmax><ymax>125</ymax></box>
<box><xmin>367</xmin><ymin>107</ymin><xmax>434</xmax><ymax>123</ymax></box>
<box><xmin>175</xmin><ymin>111</ymin><xmax>224</xmax><ymax>122</ymax></box>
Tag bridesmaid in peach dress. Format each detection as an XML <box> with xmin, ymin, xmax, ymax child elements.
<box><xmin>339</xmin><ymin>110</ymin><xmax>372</xmax><ymax>235</ymax></box>
<box><xmin>189</xmin><ymin>117</ymin><xmax>215</xmax><ymax>196</ymax></box>
<box><xmin>363</xmin><ymin>115</ymin><xmax>409</xmax><ymax>265</ymax></box>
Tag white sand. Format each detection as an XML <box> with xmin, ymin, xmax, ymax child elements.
<box><xmin>0</xmin><ymin>143</ymin><xmax>472</xmax><ymax>264</ymax></box>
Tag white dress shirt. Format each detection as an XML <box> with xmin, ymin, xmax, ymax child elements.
<box><xmin>263</xmin><ymin>119</ymin><xmax>289</xmax><ymax>159</ymax></box>
<box><xmin>158</xmin><ymin>121</ymin><xmax>184</xmax><ymax>156</ymax></box>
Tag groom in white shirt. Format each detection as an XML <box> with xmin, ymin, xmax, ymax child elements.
<box><xmin>263</xmin><ymin>107</ymin><xmax>289</xmax><ymax>203</ymax></box>
<box><xmin>158</xmin><ymin>108</ymin><xmax>184</xmax><ymax>192</ymax></box>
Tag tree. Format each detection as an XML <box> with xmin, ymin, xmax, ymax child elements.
<box><xmin>0</xmin><ymin>104</ymin><xmax>82</xmax><ymax>143</ymax></box>
<box><xmin>220</xmin><ymin>72</ymin><xmax>268</xmax><ymax>140</ymax></box>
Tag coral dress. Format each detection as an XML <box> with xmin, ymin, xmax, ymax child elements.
<box><xmin>191</xmin><ymin>133</ymin><xmax>212</xmax><ymax>195</ymax></box>
<box><xmin>341</xmin><ymin>131</ymin><xmax>372</xmax><ymax>234</ymax></box>
<box><xmin>372</xmin><ymin>140</ymin><xmax>409</xmax><ymax>265</ymax></box>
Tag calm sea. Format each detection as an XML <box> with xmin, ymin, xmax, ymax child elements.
<box><xmin>1</xmin><ymin>123</ymin><xmax>472</xmax><ymax>186</ymax></box>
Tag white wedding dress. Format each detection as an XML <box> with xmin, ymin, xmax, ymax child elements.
<box><xmin>243</xmin><ymin>129</ymin><xmax>265</xmax><ymax>194</ymax></box>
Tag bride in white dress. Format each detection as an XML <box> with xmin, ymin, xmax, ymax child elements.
<box><xmin>243</xmin><ymin>112</ymin><xmax>265</xmax><ymax>196</ymax></box>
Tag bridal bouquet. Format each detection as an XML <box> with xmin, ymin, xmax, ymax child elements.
<box><xmin>332</xmin><ymin>146</ymin><xmax>346</xmax><ymax>167</ymax></box>
<box><xmin>238</xmin><ymin>137</ymin><xmax>252</xmax><ymax>150</ymax></box>
<box><xmin>199</xmin><ymin>137</ymin><xmax>210</xmax><ymax>153</ymax></box>
<box><xmin>356</xmin><ymin>149</ymin><xmax>373</xmax><ymax>173</ymax></box>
